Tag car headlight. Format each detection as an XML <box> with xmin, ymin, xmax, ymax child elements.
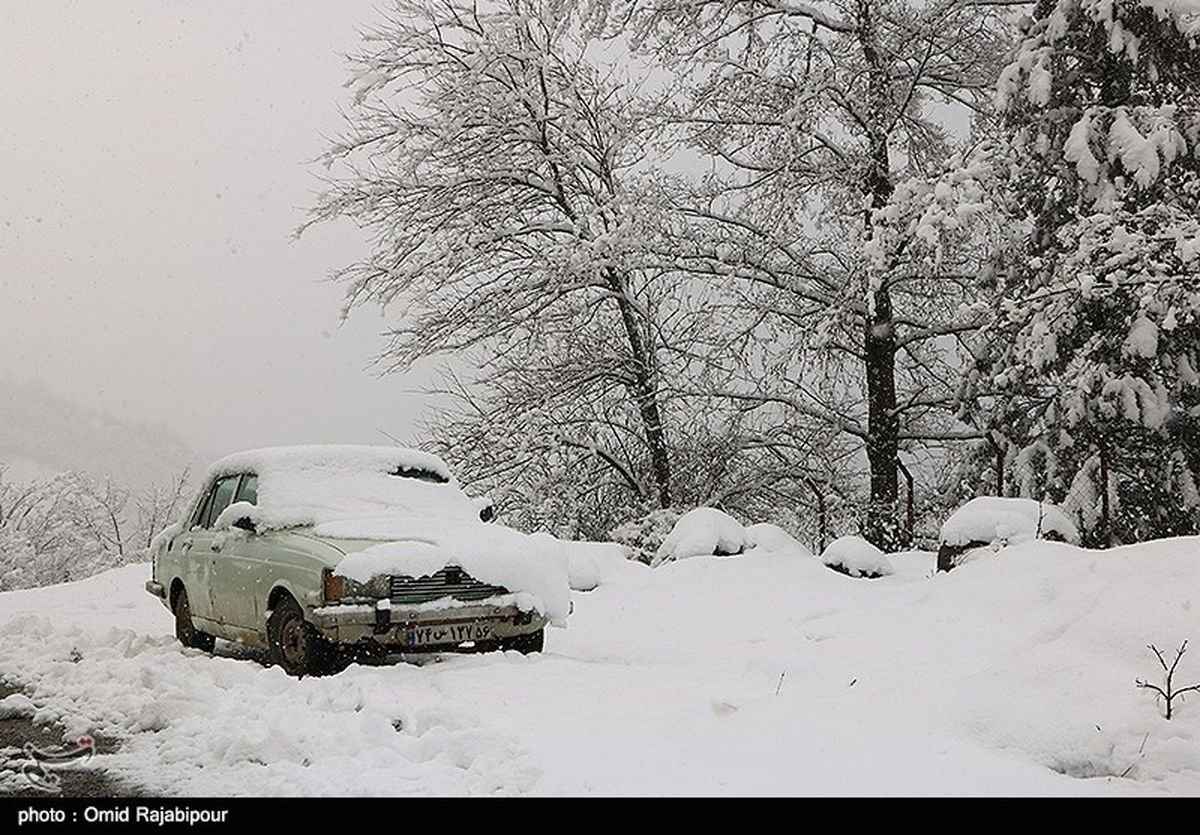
<box><xmin>324</xmin><ymin>569</ymin><xmax>391</xmax><ymax>602</ymax></box>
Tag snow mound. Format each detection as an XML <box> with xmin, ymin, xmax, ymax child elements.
<box><xmin>0</xmin><ymin>692</ymin><xmax>36</xmax><ymax>719</ymax></box>
<box><xmin>940</xmin><ymin>497</ymin><xmax>1080</xmax><ymax>548</ymax></box>
<box><xmin>820</xmin><ymin>536</ymin><xmax>894</xmax><ymax>579</ymax></box>
<box><xmin>654</xmin><ymin>507</ymin><xmax>747</xmax><ymax>566</ymax></box>
<box><xmin>559</xmin><ymin>541</ymin><xmax>632</xmax><ymax>591</ymax></box>
<box><xmin>744</xmin><ymin>523</ymin><xmax>814</xmax><ymax>558</ymax></box>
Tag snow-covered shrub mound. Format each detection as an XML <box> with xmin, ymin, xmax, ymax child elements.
<box><xmin>820</xmin><ymin>536</ymin><xmax>894</xmax><ymax>579</ymax></box>
<box><xmin>940</xmin><ymin>497</ymin><xmax>1080</xmax><ymax>548</ymax></box>
<box><xmin>654</xmin><ymin>507</ymin><xmax>747</xmax><ymax>567</ymax></box>
<box><xmin>609</xmin><ymin>508</ymin><xmax>683</xmax><ymax>564</ymax></box>
<box><xmin>744</xmin><ymin>523</ymin><xmax>814</xmax><ymax>558</ymax></box>
<box><xmin>559</xmin><ymin>541</ymin><xmax>633</xmax><ymax>591</ymax></box>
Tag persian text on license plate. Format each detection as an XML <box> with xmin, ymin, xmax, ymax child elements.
<box><xmin>403</xmin><ymin>623</ymin><xmax>495</xmax><ymax>647</ymax></box>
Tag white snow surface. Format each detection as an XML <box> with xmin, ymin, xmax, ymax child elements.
<box><xmin>819</xmin><ymin>535</ymin><xmax>895</xmax><ymax>578</ymax></box>
<box><xmin>655</xmin><ymin>507</ymin><xmax>748</xmax><ymax>565</ymax></box>
<box><xmin>2</xmin><ymin>538</ymin><xmax>1199</xmax><ymax>795</ymax></box>
<box><xmin>941</xmin><ymin>497</ymin><xmax>1081</xmax><ymax>548</ymax></box>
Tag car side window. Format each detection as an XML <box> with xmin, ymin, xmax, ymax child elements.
<box><xmin>234</xmin><ymin>473</ymin><xmax>258</xmax><ymax>506</ymax></box>
<box><xmin>192</xmin><ymin>483</ymin><xmax>217</xmax><ymax>529</ymax></box>
<box><xmin>202</xmin><ymin>475</ymin><xmax>241</xmax><ymax>529</ymax></box>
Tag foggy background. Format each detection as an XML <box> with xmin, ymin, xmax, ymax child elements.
<box><xmin>0</xmin><ymin>1</ymin><xmax>433</xmax><ymax>472</ymax></box>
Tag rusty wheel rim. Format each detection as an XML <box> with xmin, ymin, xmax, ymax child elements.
<box><xmin>279</xmin><ymin>613</ymin><xmax>306</xmax><ymax>669</ymax></box>
<box><xmin>175</xmin><ymin>594</ymin><xmax>193</xmax><ymax>645</ymax></box>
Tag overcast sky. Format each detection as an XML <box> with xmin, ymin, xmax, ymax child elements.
<box><xmin>0</xmin><ymin>1</ymin><xmax>438</xmax><ymax>462</ymax></box>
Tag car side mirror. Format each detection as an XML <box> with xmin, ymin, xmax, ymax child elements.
<box><xmin>479</xmin><ymin>504</ymin><xmax>495</xmax><ymax>523</ymax></box>
<box><xmin>232</xmin><ymin>516</ymin><xmax>257</xmax><ymax>533</ymax></box>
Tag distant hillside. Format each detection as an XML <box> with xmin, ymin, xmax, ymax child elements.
<box><xmin>0</xmin><ymin>380</ymin><xmax>199</xmax><ymax>490</ymax></box>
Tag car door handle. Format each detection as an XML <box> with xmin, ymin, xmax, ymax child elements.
<box><xmin>211</xmin><ymin>540</ymin><xmax>222</xmax><ymax>552</ymax></box>
<box><xmin>180</xmin><ymin>540</ymin><xmax>193</xmax><ymax>553</ymax></box>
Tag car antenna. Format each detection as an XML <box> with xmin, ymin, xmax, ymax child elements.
<box><xmin>376</xmin><ymin>428</ymin><xmax>405</xmax><ymax>447</ymax></box>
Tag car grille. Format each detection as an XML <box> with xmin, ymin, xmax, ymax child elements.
<box><xmin>389</xmin><ymin>567</ymin><xmax>508</xmax><ymax>605</ymax></box>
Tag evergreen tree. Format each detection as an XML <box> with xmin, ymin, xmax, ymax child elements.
<box><xmin>974</xmin><ymin>0</ymin><xmax>1200</xmax><ymax>543</ymax></box>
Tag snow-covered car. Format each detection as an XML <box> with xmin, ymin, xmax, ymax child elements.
<box><xmin>145</xmin><ymin>446</ymin><xmax>570</xmax><ymax>675</ymax></box>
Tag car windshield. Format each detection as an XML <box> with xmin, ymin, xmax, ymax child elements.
<box><xmin>391</xmin><ymin>466</ymin><xmax>448</xmax><ymax>484</ymax></box>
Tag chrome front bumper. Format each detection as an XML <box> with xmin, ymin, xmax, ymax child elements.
<box><xmin>310</xmin><ymin>599</ymin><xmax>546</xmax><ymax>647</ymax></box>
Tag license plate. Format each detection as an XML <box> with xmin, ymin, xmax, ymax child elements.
<box><xmin>402</xmin><ymin>622</ymin><xmax>495</xmax><ymax>647</ymax></box>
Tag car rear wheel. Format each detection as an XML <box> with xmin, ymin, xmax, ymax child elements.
<box><xmin>499</xmin><ymin>628</ymin><xmax>544</xmax><ymax>655</ymax></box>
<box><xmin>173</xmin><ymin>587</ymin><xmax>215</xmax><ymax>653</ymax></box>
<box><xmin>267</xmin><ymin>595</ymin><xmax>345</xmax><ymax>677</ymax></box>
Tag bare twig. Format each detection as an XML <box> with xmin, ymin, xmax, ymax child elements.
<box><xmin>1136</xmin><ymin>641</ymin><xmax>1200</xmax><ymax>720</ymax></box>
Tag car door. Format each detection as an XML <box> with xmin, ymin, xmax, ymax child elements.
<box><xmin>171</xmin><ymin>476</ymin><xmax>230</xmax><ymax>625</ymax></box>
<box><xmin>209</xmin><ymin>473</ymin><xmax>266</xmax><ymax>634</ymax></box>
<box><xmin>185</xmin><ymin>474</ymin><xmax>240</xmax><ymax>629</ymax></box>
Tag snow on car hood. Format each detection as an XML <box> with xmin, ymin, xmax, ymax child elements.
<box><xmin>328</xmin><ymin>522</ymin><xmax>571</xmax><ymax>625</ymax></box>
<box><xmin>202</xmin><ymin>445</ymin><xmax>570</xmax><ymax>624</ymax></box>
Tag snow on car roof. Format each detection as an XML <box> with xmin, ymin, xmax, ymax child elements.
<box><xmin>201</xmin><ymin>444</ymin><xmax>479</xmax><ymax>532</ymax></box>
<box><xmin>206</xmin><ymin>444</ymin><xmax>454</xmax><ymax>482</ymax></box>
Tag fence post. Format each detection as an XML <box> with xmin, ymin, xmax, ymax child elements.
<box><xmin>897</xmin><ymin>459</ymin><xmax>914</xmax><ymax>549</ymax></box>
<box><xmin>987</xmin><ymin>431</ymin><xmax>1005</xmax><ymax>497</ymax></box>
<box><xmin>805</xmin><ymin>477</ymin><xmax>828</xmax><ymax>553</ymax></box>
<box><xmin>1098</xmin><ymin>438</ymin><xmax>1112</xmax><ymax>548</ymax></box>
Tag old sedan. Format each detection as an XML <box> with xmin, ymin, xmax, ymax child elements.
<box><xmin>145</xmin><ymin>445</ymin><xmax>570</xmax><ymax>675</ymax></box>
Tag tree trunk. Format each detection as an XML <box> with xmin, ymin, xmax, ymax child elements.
<box><xmin>864</xmin><ymin>282</ymin><xmax>901</xmax><ymax>549</ymax></box>
<box><xmin>859</xmin><ymin>4</ymin><xmax>901</xmax><ymax>550</ymax></box>
<box><xmin>606</xmin><ymin>267</ymin><xmax>673</xmax><ymax>508</ymax></box>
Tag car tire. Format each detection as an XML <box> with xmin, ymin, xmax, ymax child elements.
<box><xmin>267</xmin><ymin>595</ymin><xmax>345</xmax><ymax>677</ymax></box>
<box><xmin>174</xmin><ymin>587</ymin><xmax>216</xmax><ymax>653</ymax></box>
<box><xmin>499</xmin><ymin>628</ymin><xmax>544</xmax><ymax>655</ymax></box>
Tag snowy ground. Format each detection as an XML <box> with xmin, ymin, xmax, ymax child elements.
<box><xmin>0</xmin><ymin>538</ymin><xmax>1198</xmax><ymax>796</ymax></box>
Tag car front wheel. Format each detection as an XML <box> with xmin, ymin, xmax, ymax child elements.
<box><xmin>267</xmin><ymin>595</ymin><xmax>344</xmax><ymax>677</ymax></box>
<box><xmin>174</xmin><ymin>587</ymin><xmax>215</xmax><ymax>653</ymax></box>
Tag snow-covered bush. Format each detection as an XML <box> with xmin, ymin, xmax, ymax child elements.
<box><xmin>744</xmin><ymin>523</ymin><xmax>814</xmax><ymax>558</ymax></box>
<box><xmin>0</xmin><ymin>465</ymin><xmax>190</xmax><ymax>591</ymax></box>
<box><xmin>559</xmin><ymin>540</ymin><xmax>634</xmax><ymax>591</ymax></box>
<box><xmin>820</xmin><ymin>536</ymin><xmax>895</xmax><ymax>579</ymax></box>
<box><xmin>940</xmin><ymin>497</ymin><xmax>1080</xmax><ymax>549</ymax></box>
<box><xmin>609</xmin><ymin>508</ymin><xmax>683</xmax><ymax>565</ymax></box>
<box><xmin>937</xmin><ymin>497</ymin><xmax>1080</xmax><ymax>572</ymax></box>
<box><xmin>958</xmin><ymin>0</ymin><xmax>1200</xmax><ymax>546</ymax></box>
<box><xmin>653</xmin><ymin>507</ymin><xmax>747</xmax><ymax>567</ymax></box>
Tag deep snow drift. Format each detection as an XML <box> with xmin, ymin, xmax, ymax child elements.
<box><xmin>1</xmin><ymin>537</ymin><xmax>1198</xmax><ymax>796</ymax></box>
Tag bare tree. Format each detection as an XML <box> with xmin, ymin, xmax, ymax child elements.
<box><xmin>134</xmin><ymin>467</ymin><xmax>191</xmax><ymax>550</ymax></box>
<box><xmin>68</xmin><ymin>474</ymin><xmax>132</xmax><ymax>560</ymax></box>
<box><xmin>304</xmin><ymin>0</ymin><xmax>684</xmax><ymax>512</ymax></box>
<box><xmin>586</xmin><ymin>0</ymin><xmax>1020</xmax><ymax>547</ymax></box>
